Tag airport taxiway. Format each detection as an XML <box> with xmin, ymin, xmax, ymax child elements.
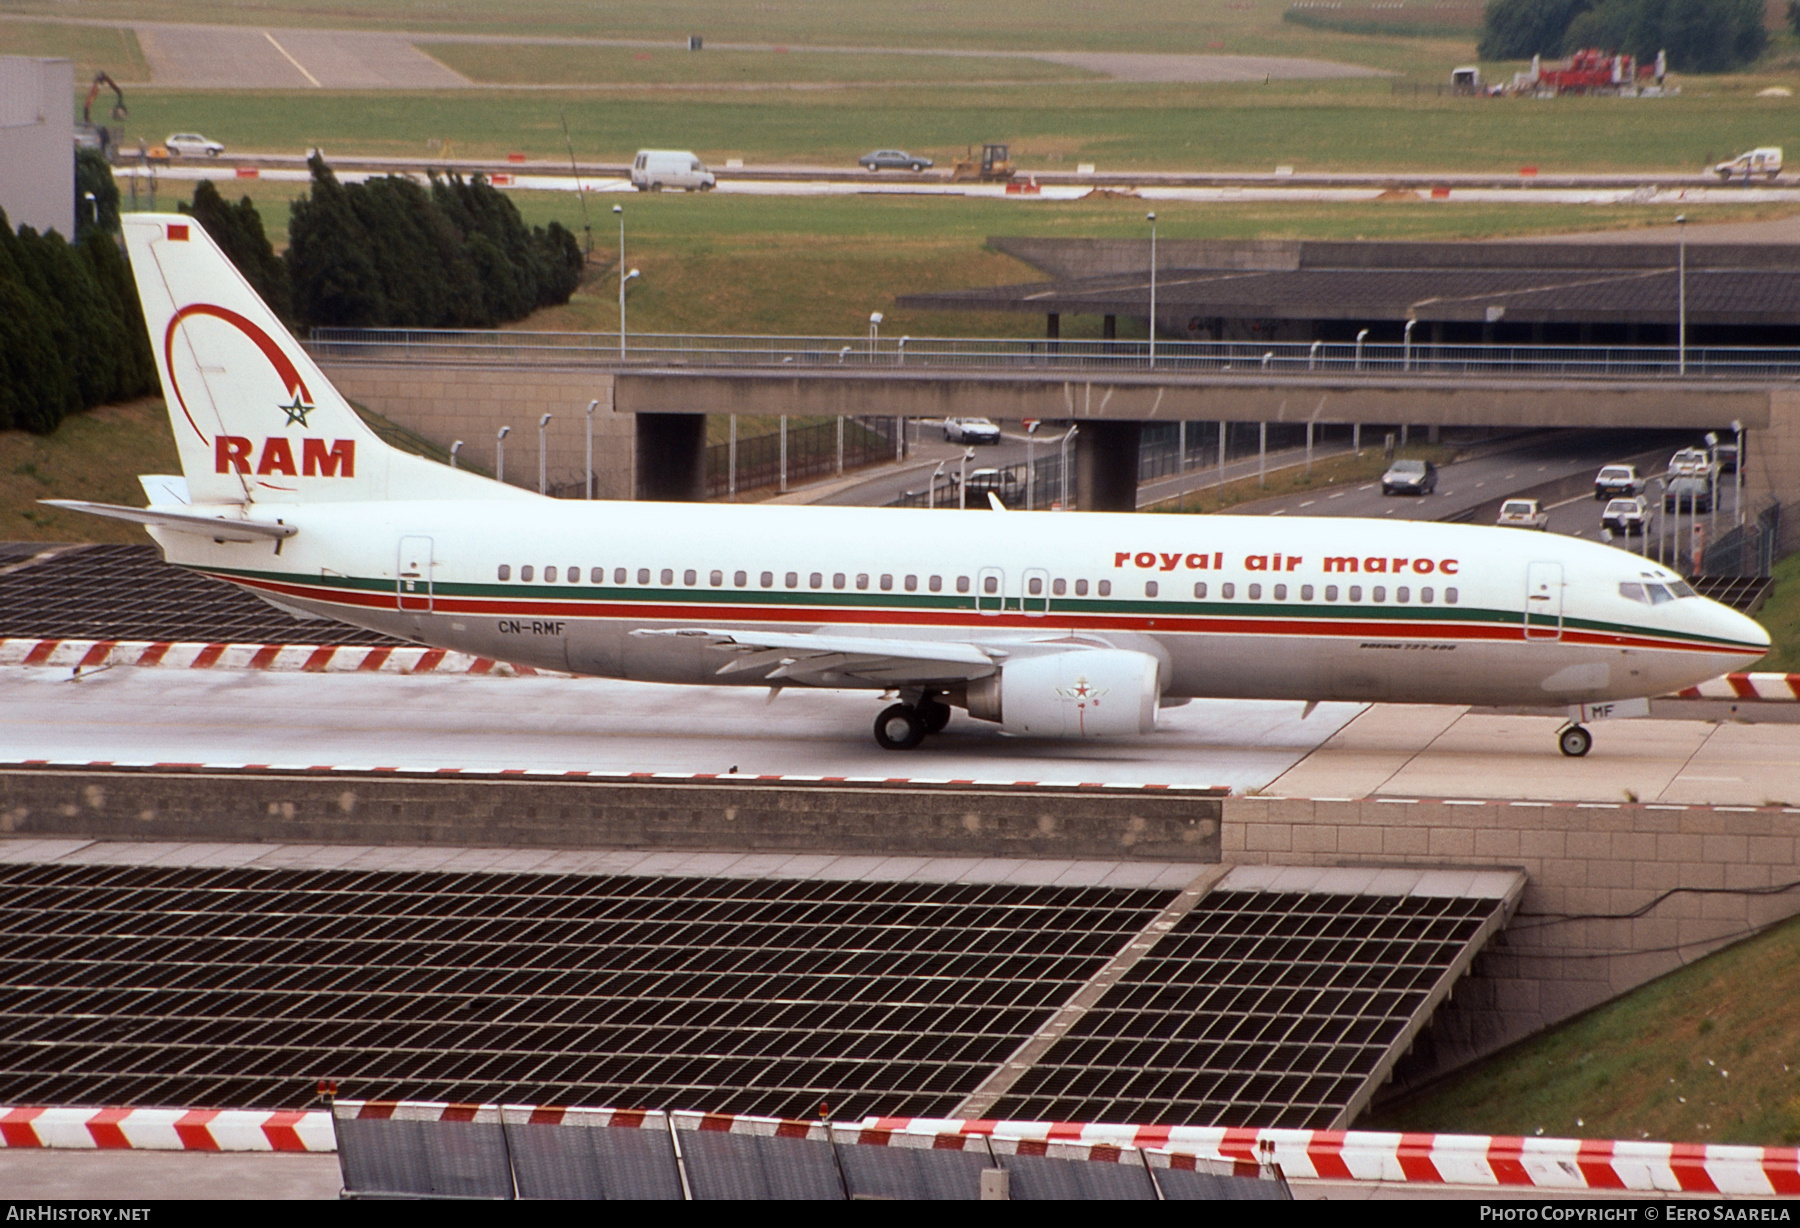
<box><xmin>7</xmin><ymin>667</ymin><xmax>1800</xmax><ymax>804</ymax></box>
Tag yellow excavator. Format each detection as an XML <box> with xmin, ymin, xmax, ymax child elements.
<box><xmin>949</xmin><ymin>143</ymin><xmax>1015</xmax><ymax>182</ymax></box>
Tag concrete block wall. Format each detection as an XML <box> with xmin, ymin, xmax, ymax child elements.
<box><xmin>1748</xmin><ymin>388</ymin><xmax>1800</xmax><ymax>551</ymax></box>
<box><xmin>1222</xmin><ymin>796</ymin><xmax>1800</xmax><ymax>1090</ymax></box>
<box><xmin>317</xmin><ymin>363</ymin><xmax>635</xmax><ymax>498</ymax></box>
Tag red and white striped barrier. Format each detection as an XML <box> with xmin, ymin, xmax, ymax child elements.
<box><xmin>0</xmin><ymin>1106</ymin><xmax>334</xmax><ymax>1152</ymax></box>
<box><xmin>0</xmin><ymin>638</ymin><xmax>556</xmax><ymax>677</ymax></box>
<box><xmin>869</xmin><ymin>1118</ymin><xmax>1800</xmax><ymax>1195</ymax></box>
<box><xmin>1677</xmin><ymin>673</ymin><xmax>1800</xmax><ymax>700</ymax></box>
<box><xmin>2</xmin><ymin>638</ymin><xmax>1787</xmax><ymax>703</ymax></box>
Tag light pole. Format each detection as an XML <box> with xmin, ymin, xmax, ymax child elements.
<box><xmin>959</xmin><ymin>447</ymin><xmax>973</xmax><ymax>510</ymax></box>
<box><xmin>1025</xmin><ymin>420</ymin><xmax>1038</xmax><ymax>510</ymax></box>
<box><xmin>538</xmin><ymin>413</ymin><xmax>552</xmax><ymax>495</ymax></box>
<box><xmin>1061</xmin><ymin>424</ymin><xmax>1078</xmax><ymax>510</ymax></box>
<box><xmin>1733</xmin><ymin>418</ymin><xmax>1744</xmax><ymax>528</ymax></box>
<box><xmin>585</xmin><ymin>399</ymin><xmax>597</xmax><ymax>499</ymax></box>
<box><xmin>495</xmin><ymin>426</ymin><xmax>509</xmax><ymax>485</ymax></box>
<box><xmin>1355</xmin><ymin>328</ymin><xmax>1369</xmax><ymax>372</ymax></box>
<box><xmin>450</xmin><ymin>439</ymin><xmax>463</xmax><ymax>470</ymax></box>
<box><xmin>1146</xmin><ymin>212</ymin><xmax>1157</xmax><ymax>370</ymax></box>
<box><xmin>612</xmin><ymin>204</ymin><xmax>640</xmax><ymax>359</ymax></box>
<box><xmin>928</xmin><ymin>460</ymin><xmax>946</xmax><ymax>510</ymax></box>
<box><xmin>1676</xmin><ymin>213</ymin><xmax>1687</xmax><ymax>375</ymax></box>
<box><xmin>869</xmin><ymin>311</ymin><xmax>882</xmax><ymax>357</ymax></box>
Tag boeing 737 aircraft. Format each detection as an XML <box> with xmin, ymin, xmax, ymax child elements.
<box><xmin>49</xmin><ymin>215</ymin><xmax>1771</xmax><ymax>755</ymax></box>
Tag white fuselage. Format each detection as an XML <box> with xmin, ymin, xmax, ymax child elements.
<box><xmin>153</xmin><ymin>498</ymin><xmax>1769</xmax><ymax>711</ymax></box>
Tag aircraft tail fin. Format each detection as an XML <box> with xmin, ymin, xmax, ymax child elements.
<box><xmin>121</xmin><ymin>213</ymin><xmax>531</xmax><ymax>506</ymax></box>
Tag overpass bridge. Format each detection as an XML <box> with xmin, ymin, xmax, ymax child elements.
<box><xmin>308</xmin><ymin>329</ymin><xmax>1799</xmax><ymax>521</ymax></box>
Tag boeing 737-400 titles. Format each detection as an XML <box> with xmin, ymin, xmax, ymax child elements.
<box><xmin>48</xmin><ymin>216</ymin><xmax>1772</xmax><ymax>755</ymax></box>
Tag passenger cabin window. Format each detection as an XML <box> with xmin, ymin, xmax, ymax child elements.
<box><xmin>1325</xmin><ymin>585</ymin><xmax>1338</xmax><ymax>601</ymax></box>
<box><xmin>497</xmin><ymin>564</ymin><xmax>511</xmax><ymax>581</ymax></box>
<box><xmin>615</xmin><ymin>568</ymin><xmax>627</xmax><ymax>584</ymax></box>
<box><xmin>711</xmin><ymin>570</ymin><xmax>723</xmax><ymax>586</ymax></box>
<box><xmin>905</xmin><ymin>575</ymin><xmax>918</xmax><ymax>592</ymax></box>
<box><xmin>1028</xmin><ymin>577</ymin><xmax>1043</xmax><ymax>596</ymax></box>
<box><xmin>734</xmin><ymin>570</ymin><xmax>747</xmax><ymax>587</ymax></box>
<box><xmin>957</xmin><ymin>576</ymin><xmax>971</xmax><ymax>593</ymax></box>
<box><xmin>1373</xmin><ymin>586</ymin><xmax>1387</xmax><ymax>602</ymax></box>
<box><xmin>661</xmin><ymin>569</ymin><xmax>674</xmax><ymax>585</ymax></box>
<box><xmin>930</xmin><ymin>576</ymin><xmax>943</xmax><ymax>592</ymax></box>
<box><xmin>856</xmin><ymin>574</ymin><xmax>869</xmax><ymax>590</ymax></box>
<box><xmin>1446</xmin><ymin>588</ymin><xmax>1459</xmax><ymax>604</ymax></box>
<box><xmin>1144</xmin><ymin>580</ymin><xmax>1158</xmax><ymax>598</ymax></box>
<box><xmin>1247</xmin><ymin>583</ymin><xmax>1261</xmax><ymax>600</ymax></box>
<box><xmin>684</xmin><ymin>569</ymin><xmax>696</xmax><ymax>585</ymax></box>
<box><xmin>761</xmin><ymin>571</ymin><xmax>774</xmax><ymax>588</ymax></box>
<box><xmin>1349</xmin><ymin>585</ymin><xmax>1362</xmax><ymax>601</ymax></box>
<box><xmin>591</xmin><ymin>567</ymin><xmax>604</xmax><ymax>584</ymax></box>
<box><xmin>1220</xmin><ymin>582</ymin><xmax>1234</xmax><ymax>599</ymax></box>
<box><xmin>1193</xmin><ymin>582</ymin><xmax>1207</xmax><ymax>598</ymax></box>
<box><xmin>810</xmin><ymin>572</ymin><xmax>823</xmax><ymax>589</ymax></box>
<box><xmin>1274</xmin><ymin>584</ymin><xmax>1287</xmax><ymax>600</ymax></box>
<box><xmin>1300</xmin><ymin>585</ymin><xmax>1313</xmax><ymax>600</ymax></box>
<box><xmin>568</xmin><ymin>565</ymin><xmax>578</xmax><ymax>583</ymax></box>
<box><xmin>1396</xmin><ymin>586</ymin><xmax>1410</xmax><ymax>603</ymax></box>
<box><xmin>1075</xmin><ymin>579</ymin><xmax>1088</xmax><ymax>596</ymax></box>
<box><xmin>982</xmin><ymin>575</ymin><xmax>998</xmax><ymax>594</ymax></box>
<box><xmin>1421</xmin><ymin>587</ymin><xmax>1434</xmax><ymax>603</ymax></box>
<box><xmin>521</xmin><ymin>565</ymin><xmax>534</xmax><ymax>582</ymax></box>
<box><xmin>834</xmin><ymin>573</ymin><xmax>846</xmax><ymax>589</ymax></box>
<box><xmin>638</xmin><ymin>568</ymin><xmax>650</xmax><ymax>585</ymax></box>
<box><xmin>785</xmin><ymin>572</ymin><xmax>798</xmax><ymax>588</ymax></box>
<box><xmin>881</xmin><ymin>574</ymin><xmax>894</xmax><ymax>591</ymax></box>
<box><xmin>1052</xmin><ymin>579</ymin><xmax>1066</xmax><ymax>596</ymax></box>
<box><xmin>545</xmin><ymin>566</ymin><xmax>557</xmax><ymax>582</ymax></box>
<box><xmin>1098</xmin><ymin>580</ymin><xmax>1112</xmax><ymax>597</ymax></box>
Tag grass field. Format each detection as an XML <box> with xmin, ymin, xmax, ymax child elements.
<box><xmin>1367</xmin><ymin>912</ymin><xmax>1800</xmax><ymax>1145</ymax></box>
<box><xmin>107</xmin><ymin>78</ymin><xmax>1800</xmax><ymax>177</ymax></box>
<box><xmin>419</xmin><ymin>42</ymin><xmax>1097</xmax><ymax>86</ymax></box>
<box><xmin>0</xmin><ymin>0</ymin><xmax>1473</xmax><ymax>70</ymax></box>
<box><xmin>0</xmin><ymin>400</ymin><xmax>178</xmax><ymax>544</ymax></box>
<box><xmin>0</xmin><ymin>19</ymin><xmax>148</xmax><ymax>82</ymax></box>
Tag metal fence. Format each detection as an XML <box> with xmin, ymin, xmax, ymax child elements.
<box><xmin>706</xmin><ymin>417</ymin><xmax>899</xmax><ymax>498</ymax></box>
<box><xmin>308</xmin><ymin>328</ymin><xmax>1800</xmax><ymax>383</ymax></box>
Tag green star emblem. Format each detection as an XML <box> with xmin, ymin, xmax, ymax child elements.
<box><xmin>280</xmin><ymin>393</ymin><xmax>312</xmax><ymax>428</ymax></box>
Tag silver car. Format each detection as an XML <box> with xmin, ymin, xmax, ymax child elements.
<box><xmin>165</xmin><ymin>132</ymin><xmax>224</xmax><ymax>157</ymax></box>
<box><xmin>943</xmin><ymin>417</ymin><xmax>1001</xmax><ymax>445</ymax></box>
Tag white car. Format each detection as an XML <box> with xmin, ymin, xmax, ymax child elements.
<box><xmin>165</xmin><ymin>132</ymin><xmax>224</xmax><ymax>157</ymax></box>
<box><xmin>1497</xmin><ymin>498</ymin><xmax>1549</xmax><ymax>530</ymax></box>
<box><xmin>943</xmin><ymin>418</ymin><xmax>1001</xmax><ymax>445</ymax></box>
<box><xmin>1714</xmin><ymin>146</ymin><xmax>1781</xmax><ymax>181</ymax></box>
<box><xmin>1601</xmin><ymin>496</ymin><xmax>1649</xmax><ymax>536</ymax></box>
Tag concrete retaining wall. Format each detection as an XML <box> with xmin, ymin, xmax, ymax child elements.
<box><xmin>0</xmin><ymin>768</ymin><xmax>1222</xmax><ymax>863</ymax></box>
<box><xmin>317</xmin><ymin>362</ymin><xmax>633</xmax><ymax>498</ymax></box>
<box><xmin>1222</xmin><ymin>795</ymin><xmax>1800</xmax><ymax>1095</ymax></box>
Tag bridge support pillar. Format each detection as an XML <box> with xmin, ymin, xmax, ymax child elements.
<box><xmin>634</xmin><ymin>412</ymin><xmax>707</xmax><ymax>501</ymax></box>
<box><xmin>1074</xmin><ymin>420</ymin><xmax>1141</xmax><ymax>512</ymax></box>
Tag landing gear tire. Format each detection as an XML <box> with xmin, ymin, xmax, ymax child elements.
<box><xmin>918</xmin><ymin>699</ymin><xmax>951</xmax><ymax>734</ymax></box>
<box><xmin>874</xmin><ymin>703</ymin><xmax>926</xmax><ymax>750</ymax></box>
<box><xmin>1559</xmin><ymin>724</ymin><xmax>1592</xmax><ymax>758</ymax></box>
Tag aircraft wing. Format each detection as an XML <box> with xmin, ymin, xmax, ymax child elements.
<box><xmin>631</xmin><ymin>628</ymin><xmax>1003</xmax><ymax>686</ymax></box>
<box><xmin>40</xmin><ymin>500</ymin><xmax>298</xmax><ymax>542</ymax></box>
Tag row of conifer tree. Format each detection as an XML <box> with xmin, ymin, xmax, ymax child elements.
<box><xmin>1</xmin><ymin>153</ymin><xmax>586</xmax><ymax>434</ymax></box>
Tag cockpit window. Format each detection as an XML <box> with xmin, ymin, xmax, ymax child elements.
<box><xmin>1668</xmin><ymin>581</ymin><xmax>1696</xmax><ymax>598</ymax></box>
<box><xmin>1646</xmin><ymin>584</ymin><xmax>1674</xmax><ymax>605</ymax></box>
<box><xmin>1619</xmin><ymin>582</ymin><xmax>1646</xmax><ymax>603</ymax></box>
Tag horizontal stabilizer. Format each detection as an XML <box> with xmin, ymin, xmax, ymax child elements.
<box><xmin>40</xmin><ymin>500</ymin><xmax>298</xmax><ymax>542</ymax></box>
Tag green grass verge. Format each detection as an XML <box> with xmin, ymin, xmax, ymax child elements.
<box><xmin>1751</xmin><ymin>549</ymin><xmax>1800</xmax><ymax>672</ymax></box>
<box><xmin>1</xmin><ymin>399</ymin><xmax>178</xmax><ymax>544</ymax></box>
<box><xmin>1150</xmin><ymin>445</ymin><xmax>1456</xmax><ymax>514</ymax></box>
<box><xmin>0</xmin><ymin>20</ymin><xmax>148</xmax><ymax>83</ymax></box>
<box><xmin>110</xmin><ymin>78</ymin><xmax>1800</xmax><ymax>177</ymax></box>
<box><xmin>1366</xmin><ymin>912</ymin><xmax>1800</xmax><ymax>1145</ymax></box>
<box><xmin>420</xmin><ymin>42</ymin><xmax>1097</xmax><ymax>86</ymax></box>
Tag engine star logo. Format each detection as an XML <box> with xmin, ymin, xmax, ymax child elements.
<box><xmin>280</xmin><ymin>393</ymin><xmax>313</xmax><ymax>428</ymax></box>
<box><xmin>1057</xmin><ymin>676</ymin><xmax>1107</xmax><ymax>704</ymax></box>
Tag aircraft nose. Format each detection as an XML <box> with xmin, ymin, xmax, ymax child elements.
<box><xmin>1716</xmin><ymin>601</ymin><xmax>1771</xmax><ymax>657</ymax></box>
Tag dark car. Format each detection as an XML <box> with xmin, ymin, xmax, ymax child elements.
<box><xmin>859</xmin><ymin>149</ymin><xmax>933</xmax><ymax>172</ymax></box>
<box><xmin>1380</xmin><ymin>458</ymin><xmax>1437</xmax><ymax>496</ymax></box>
<box><xmin>1663</xmin><ymin>475</ymin><xmax>1714</xmax><ymax>513</ymax></box>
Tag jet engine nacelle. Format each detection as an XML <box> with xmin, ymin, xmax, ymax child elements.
<box><xmin>965</xmin><ymin>649</ymin><xmax>1159</xmax><ymax>738</ymax></box>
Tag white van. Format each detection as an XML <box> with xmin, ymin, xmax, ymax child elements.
<box><xmin>631</xmin><ymin>150</ymin><xmax>716</xmax><ymax>192</ymax></box>
<box><xmin>1714</xmin><ymin>146</ymin><xmax>1782</xmax><ymax>181</ymax></box>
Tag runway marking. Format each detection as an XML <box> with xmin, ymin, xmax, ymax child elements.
<box><xmin>263</xmin><ymin>31</ymin><xmax>322</xmax><ymax>87</ymax></box>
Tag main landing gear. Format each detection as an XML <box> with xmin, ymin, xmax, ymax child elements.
<box><xmin>1558</xmin><ymin>723</ymin><xmax>1592</xmax><ymax>758</ymax></box>
<box><xmin>873</xmin><ymin>694</ymin><xmax>951</xmax><ymax>751</ymax></box>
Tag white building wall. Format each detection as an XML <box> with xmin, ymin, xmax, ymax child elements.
<box><xmin>0</xmin><ymin>56</ymin><xmax>74</xmax><ymax>238</ymax></box>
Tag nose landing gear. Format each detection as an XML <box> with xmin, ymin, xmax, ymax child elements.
<box><xmin>873</xmin><ymin>693</ymin><xmax>952</xmax><ymax>750</ymax></box>
<box><xmin>1558</xmin><ymin>723</ymin><xmax>1592</xmax><ymax>758</ymax></box>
